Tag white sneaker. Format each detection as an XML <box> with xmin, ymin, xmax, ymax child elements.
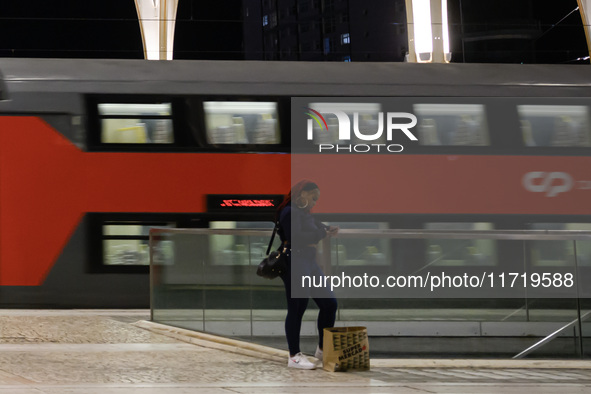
<box><xmin>315</xmin><ymin>346</ymin><xmax>323</xmax><ymax>360</ymax></box>
<box><xmin>288</xmin><ymin>352</ymin><xmax>316</xmax><ymax>370</ymax></box>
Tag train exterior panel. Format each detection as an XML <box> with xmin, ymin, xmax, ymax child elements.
<box><xmin>0</xmin><ymin>116</ymin><xmax>290</xmax><ymax>286</ymax></box>
<box><xmin>0</xmin><ymin>59</ymin><xmax>589</xmax><ymax>307</ymax></box>
<box><xmin>293</xmin><ymin>154</ymin><xmax>591</xmax><ymax>215</ymax></box>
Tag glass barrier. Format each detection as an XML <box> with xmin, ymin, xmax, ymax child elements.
<box><xmin>150</xmin><ymin>228</ymin><xmax>591</xmax><ymax>359</ymax></box>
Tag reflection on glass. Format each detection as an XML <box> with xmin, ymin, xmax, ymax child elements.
<box><xmin>152</xmin><ymin>239</ymin><xmax>174</xmax><ymax>266</ymax></box>
<box><xmin>307</xmin><ymin>103</ymin><xmax>382</xmax><ymax>145</ymax></box>
<box><xmin>103</xmin><ymin>225</ymin><xmax>150</xmax><ymax>265</ymax></box>
<box><xmin>529</xmin><ymin>223</ymin><xmax>591</xmax><ymax>266</ymax></box>
<box><xmin>209</xmin><ymin>221</ymin><xmax>277</xmax><ymax>265</ymax></box>
<box><xmin>517</xmin><ymin>105</ymin><xmax>590</xmax><ymax>147</ymax></box>
<box><xmin>204</xmin><ymin>102</ymin><xmax>280</xmax><ymax>144</ymax></box>
<box><xmin>414</xmin><ymin>104</ymin><xmax>489</xmax><ymax>146</ymax></box>
<box><xmin>99</xmin><ymin>103</ymin><xmax>174</xmax><ymax>144</ymax></box>
<box><xmin>103</xmin><ymin>239</ymin><xmax>149</xmax><ymax>265</ymax></box>
<box><xmin>326</xmin><ymin>222</ymin><xmax>390</xmax><ymax>266</ymax></box>
<box><xmin>103</xmin><ymin>223</ymin><xmax>173</xmax><ymax>266</ymax></box>
<box><xmin>425</xmin><ymin>222</ymin><xmax>496</xmax><ymax>266</ymax></box>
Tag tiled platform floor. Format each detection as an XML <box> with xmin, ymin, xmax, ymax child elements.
<box><xmin>0</xmin><ymin>310</ymin><xmax>590</xmax><ymax>393</ymax></box>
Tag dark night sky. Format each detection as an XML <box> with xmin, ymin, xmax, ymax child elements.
<box><xmin>0</xmin><ymin>0</ymin><xmax>587</xmax><ymax>63</ymax></box>
<box><xmin>448</xmin><ymin>0</ymin><xmax>588</xmax><ymax>63</ymax></box>
<box><xmin>0</xmin><ymin>1</ymin><xmax>143</xmax><ymax>58</ymax></box>
<box><xmin>0</xmin><ymin>0</ymin><xmax>243</xmax><ymax>59</ymax></box>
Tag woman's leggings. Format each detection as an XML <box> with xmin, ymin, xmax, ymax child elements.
<box><xmin>281</xmin><ymin>260</ymin><xmax>338</xmax><ymax>356</ymax></box>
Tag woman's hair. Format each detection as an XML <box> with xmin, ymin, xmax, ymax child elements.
<box><xmin>276</xmin><ymin>180</ymin><xmax>319</xmax><ymax>220</ymax></box>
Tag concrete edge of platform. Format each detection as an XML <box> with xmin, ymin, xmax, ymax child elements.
<box><xmin>134</xmin><ymin>320</ymin><xmax>591</xmax><ymax>370</ymax></box>
<box><xmin>133</xmin><ymin>320</ymin><xmax>289</xmax><ymax>363</ymax></box>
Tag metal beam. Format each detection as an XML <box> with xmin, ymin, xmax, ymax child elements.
<box><xmin>405</xmin><ymin>0</ymin><xmax>451</xmax><ymax>63</ymax></box>
<box><xmin>513</xmin><ymin>311</ymin><xmax>591</xmax><ymax>359</ymax></box>
<box><xmin>135</xmin><ymin>0</ymin><xmax>179</xmax><ymax>60</ymax></box>
<box><xmin>577</xmin><ymin>0</ymin><xmax>591</xmax><ymax>59</ymax></box>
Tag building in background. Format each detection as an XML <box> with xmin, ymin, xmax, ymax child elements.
<box><xmin>243</xmin><ymin>0</ymin><xmax>408</xmax><ymax>62</ymax></box>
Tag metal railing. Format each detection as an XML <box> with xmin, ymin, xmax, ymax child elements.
<box><xmin>149</xmin><ymin>228</ymin><xmax>591</xmax><ymax>240</ymax></box>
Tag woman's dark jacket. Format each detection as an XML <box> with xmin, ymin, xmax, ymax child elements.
<box><xmin>278</xmin><ymin>205</ymin><xmax>327</xmax><ymax>251</ymax></box>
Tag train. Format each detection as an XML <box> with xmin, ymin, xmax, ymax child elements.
<box><xmin>0</xmin><ymin>58</ymin><xmax>589</xmax><ymax>307</ymax></box>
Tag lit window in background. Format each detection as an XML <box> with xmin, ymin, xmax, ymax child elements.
<box><xmin>341</xmin><ymin>33</ymin><xmax>350</xmax><ymax>44</ymax></box>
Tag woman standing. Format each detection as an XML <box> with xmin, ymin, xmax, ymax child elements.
<box><xmin>276</xmin><ymin>180</ymin><xmax>338</xmax><ymax>369</ymax></box>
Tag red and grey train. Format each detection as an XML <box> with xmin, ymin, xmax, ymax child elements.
<box><xmin>0</xmin><ymin>58</ymin><xmax>589</xmax><ymax>307</ymax></box>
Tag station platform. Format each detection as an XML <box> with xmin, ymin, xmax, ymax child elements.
<box><xmin>1</xmin><ymin>310</ymin><xmax>591</xmax><ymax>393</ymax></box>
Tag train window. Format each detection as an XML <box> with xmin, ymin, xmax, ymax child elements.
<box><xmin>529</xmin><ymin>223</ymin><xmax>591</xmax><ymax>267</ymax></box>
<box><xmin>424</xmin><ymin>222</ymin><xmax>497</xmax><ymax>266</ymax></box>
<box><xmin>208</xmin><ymin>221</ymin><xmax>277</xmax><ymax>265</ymax></box>
<box><xmin>203</xmin><ymin>102</ymin><xmax>280</xmax><ymax>144</ymax></box>
<box><xmin>413</xmin><ymin>104</ymin><xmax>490</xmax><ymax>146</ymax></box>
<box><xmin>103</xmin><ymin>222</ymin><xmax>174</xmax><ymax>266</ymax></box>
<box><xmin>517</xmin><ymin>105</ymin><xmax>591</xmax><ymax>147</ymax></box>
<box><xmin>307</xmin><ymin>103</ymin><xmax>382</xmax><ymax>145</ymax></box>
<box><xmin>324</xmin><ymin>222</ymin><xmax>390</xmax><ymax>266</ymax></box>
<box><xmin>98</xmin><ymin>103</ymin><xmax>174</xmax><ymax>144</ymax></box>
